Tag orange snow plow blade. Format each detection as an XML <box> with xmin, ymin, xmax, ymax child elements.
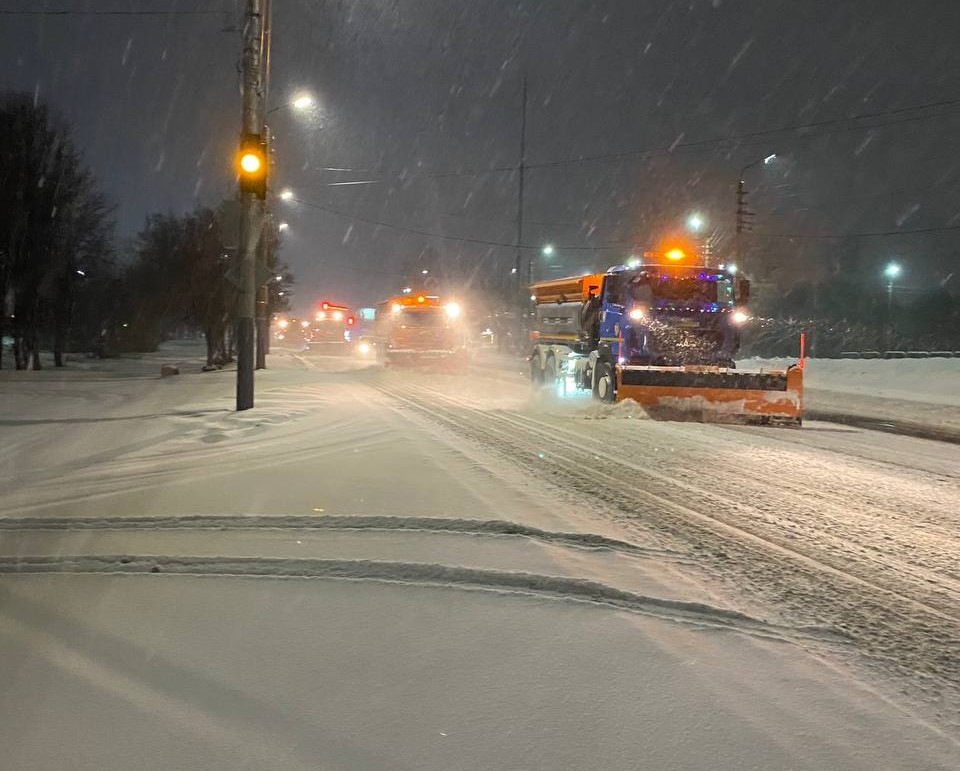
<box><xmin>616</xmin><ymin>364</ymin><xmax>803</xmax><ymax>425</ymax></box>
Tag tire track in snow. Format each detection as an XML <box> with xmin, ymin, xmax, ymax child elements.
<box><xmin>375</xmin><ymin>378</ymin><xmax>960</xmax><ymax>721</ymax></box>
<box><xmin>0</xmin><ymin>554</ymin><xmax>844</xmax><ymax>644</ymax></box>
<box><xmin>502</xmin><ymin>409</ymin><xmax>960</xmax><ymax>596</ymax></box>
<box><xmin>405</xmin><ymin>380</ymin><xmax>960</xmax><ymax>616</ymax></box>
<box><xmin>0</xmin><ymin>514</ymin><xmax>683</xmax><ymax>559</ymax></box>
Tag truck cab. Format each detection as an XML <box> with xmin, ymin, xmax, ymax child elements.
<box><xmin>597</xmin><ymin>263</ymin><xmax>750</xmax><ymax>368</ymax></box>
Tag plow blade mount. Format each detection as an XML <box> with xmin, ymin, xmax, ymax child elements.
<box><xmin>616</xmin><ymin>365</ymin><xmax>803</xmax><ymax>425</ymax></box>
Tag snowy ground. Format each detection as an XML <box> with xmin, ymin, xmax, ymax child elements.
<box><xmin>742</xmin><ymin>355</ymin><xmax>960</xmax><ymax>433</ymax></box>
<box><xmin>1</xmin><ymin>341</ymin><xmax>959</xmax><ymax>769</ymax></box>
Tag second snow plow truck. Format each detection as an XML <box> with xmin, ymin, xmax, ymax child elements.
<box><xmin>528</xmin><ymin>250</ymin><xmax>803</xmax><ymax>424</ymax></box>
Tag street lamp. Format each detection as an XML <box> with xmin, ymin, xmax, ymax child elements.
<box><xmin>279</xmin><ymin>189</ymin><xmax>294</xmax><ymax>201</ymax></box>
<box><xmin>267</xmin><ymin>94</ymin><xmax>316</xmax><ymax>115</ymax></box>
<box><xmin>292</xmin><ymin>94</ymin><xmax>315</xmax><ymax>110</ymax></box>
<box><xmin>542</xmin><ymin>244</ymin><xmax>555</xmax><ymax>256</ymax></box>
<box><xmin>686</xmin><ymin>213</ymin><xmax>705</xmax><ymax>232</ymax></box>
<box><xmin>735</xmin><ymin>153</ymin><xmax>777</xmax><ymax>272</ymax></box>
<box><xmin>884</xmin><ymin>262</ymin><xmax>902</xmax><ymax>309</ymax></box>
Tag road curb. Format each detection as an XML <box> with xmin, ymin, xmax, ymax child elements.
<box><xmin>807</xmin><ymin>410</ymin><xmax>960</xmax><ymax>444</ymax></box>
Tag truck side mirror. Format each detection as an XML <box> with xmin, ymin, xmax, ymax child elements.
<box><xmin>736</xmin><ymin>278</ymin><xmax>750</xmax><ymax>303</ymax></box>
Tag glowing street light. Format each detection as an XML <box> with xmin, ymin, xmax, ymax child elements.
<box><xmin>268</xmin><ymin>94</ymin><xmax>316</xmax><ymax>115</ymax></box>
<box><xmin>542</xmin><ymin>244</ymin><xmax>555</xmax><ymax>256</ymax></box>
<box><xmin>626</xmin><ymin>256</ymin><xmax>641</xmax><ymax>269</ymax></box>
<box><xmin>279</xmin><ymin>189</ymin><xmax>294</xmax><ymax>201</ymax></box>
<box><xmin>421</xmin><ymin>269</ymin><xmax>429</xmax><ymax>275</ymax></box>
<box><xmin>292</xmin><ymin>94</ymin><xmax>315</xmax><ymax>110</ymax></box>
<box><xmin>686</xmin><ymin>213</ymin><xmax>705</xmax><ymax>232</ymax></box>
<box><xmin>884</xmin><ymin>261</ymin><xmax>903</xmax><ymax>312</ymax></box>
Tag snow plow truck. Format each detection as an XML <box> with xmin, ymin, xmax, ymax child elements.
<box><xmin>371</xmin><ymin>292</ymin><xmax>469</xmax><ymax>368</ymax></box>
<box><xmin>528</xmin><ymin>250</ymin><xmax>803</xmax><ymax>425</ymax></box>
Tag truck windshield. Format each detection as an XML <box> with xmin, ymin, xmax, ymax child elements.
<box><xmin>641</xmin><ymin>277</ymin><xmax>734</xmax><ymax>306</ymax></box>
<box><xmin>397</xmin><ymin>308</ymin><xmax>444</xmax><ymax>327</ymax></box>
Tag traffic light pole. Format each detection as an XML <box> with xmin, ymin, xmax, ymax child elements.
<box><xmin>256</xmin><ymin>0</ymin><xmax>273</xmax><ymax>372</ymax></box>
<box><xmin>236</xmin><ymin>0</ymin><xmax>266</xmax><ymax>410</ymax></box>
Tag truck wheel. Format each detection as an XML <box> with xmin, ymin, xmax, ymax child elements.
<box><xmin>543</xmin><ymin>356</ymin><xmax>558</xmax><ymax>385</ymax></box>
<box><xmin>593</xmin><ymin>362</ymin><xmax>616</xmax><ymax>403</ymax></box>
<box><xmin>530</xmin><ymin>357</ymin><xmax>544</xmax><ymax>385</ymax></box>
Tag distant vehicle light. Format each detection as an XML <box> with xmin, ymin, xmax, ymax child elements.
<box><xmin>444</xmin><ymin>302</ymin><xmax>461</xmax><ymax>319</ymax></box>
<box><xmin>316</xmin><ymin>311</ymin><xmax>326</xmax><ymax>320</ymax></box>
<box><xmin>628</xmin><ymin>307</ymin><xmax>646</xmax><ymax>321</ymax></box>
<box><xmin>347</xmin><ymin>316</ymin><xmax>355</xmax><ymax>325</ymax></box>
<box><xmin>391</xmin><ymin>302</ymin><xmax>402</xmax><ymax>313</ymax></box>
<box><xmin>332</xmin><ymin>310</ymin><xmax>343</xmax><ymax>321</ymax></box>
<box><xmin>358</xmin><ymin>342</ymin><xmax>371</xmax><ymax>355</ymax></box>
<box><xmin>277</xmin><ymin>319</ymin><xmax>289</xmax><ymax>329</ymax></box>
<box><xmin>665</xmin><ymin>248</ymin><xmax>686</xmax><ymax>261</ymax></box>
<box><xmin>731</xmin><ymin>309</ymin><xmax>750</xmax><ymax>325</ymax></box>
<box><xmin>300</xmin><ymin>320</ymin><xmax>310</xmax><ymax>328</ymax></box>
<box><xmin>322</xmin><ymin>302</ymin><xmax>329</xmax><ymax>310</ymax></box>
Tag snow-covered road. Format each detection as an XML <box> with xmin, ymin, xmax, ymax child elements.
<box><xmin>1</xmin><ymin>342</ymin><xmax>959</xmax><ymax>769</ymax></box>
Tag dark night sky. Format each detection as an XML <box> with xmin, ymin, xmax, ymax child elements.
<box><xmin>3</xmin><ymin>0</ymin><xmax>960</xmax><ymax>309</ymax></box>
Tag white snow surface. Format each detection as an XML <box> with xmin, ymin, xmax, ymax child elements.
<box><xmin>740</xmin><ymin>356</ymin><xmax>960</xmax><ymax>406</ymax></box>
<box><xmin>741</xmin><ymin>356</ymin><xmax>960</xmax><ymax>430</ymax></box>
<box><xmin>1</xmin><ymin>341</ymin><xmax>959</xmax><ymax>770</ymax></box>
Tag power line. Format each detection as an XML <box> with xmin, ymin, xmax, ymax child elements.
<box><xmin>301</xmin><ymin>96</ymin><xmax>960</xmax><ymax>183</ymax></box>
<box><xmin>292</xmin><ymin>198</ymin><xmax>627</xmax><ymax>251</ymax></box>
<box><xmin>753</xmin><ymin>223</ymin><xmax>960</xmax><ymax>240</ymax></box>
<box><xmin>525</xmin><ymin>102</ymin><xmax>960</xmax><ymax>171</ymax></box>
<box><xmin>0</xmin><ymin>9</ymin><xmax>224</xmax><ymax>15</ymax></box>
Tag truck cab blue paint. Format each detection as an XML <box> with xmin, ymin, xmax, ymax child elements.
<box><xmin>593</xmin><ymin>265</ymin><xmax>744</xmax><ymax>366</ymax></box>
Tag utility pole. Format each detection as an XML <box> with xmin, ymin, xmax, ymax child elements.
<box><xmin>514</xmin><ymin>76</ymin><xmax>528</xmax><ymax>349</ymax></box>
<box><xmin>255</xmin><ymin>0</ymin><xmax>273</xmax><ymax>371</ymax></box>
<box><xmin>236</xmin><ymin>0</ymin><xmax>266</xmax><ymax>410</ymax></box>
<box><xmin>734</xmin><ymin>177</ymin><xmax>753</xmax><ymax>272</ymax></box>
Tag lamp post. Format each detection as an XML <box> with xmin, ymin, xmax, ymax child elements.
<box><xmin>883</xmin><ymin>261</ymin><xmax>902</xmax><ymax>351</ymax></box>
<box><xmin>686</xmin><ymin>212</ymin><xmax>709</xmax><ymax>264</ymax></box>
<box><xmin>528</xmin><ymin>244</ymin><xmax>554</xmax><ymax>287</ymax></box>
<box><xmin>884</xmin><ymin>261</ymin><xmax>902</xmax><ymax>311</ymax></box>
<box><xmin>735</xmin><ymin>153</ymin><xmax>776</xmax><ymax>273</ymax></box>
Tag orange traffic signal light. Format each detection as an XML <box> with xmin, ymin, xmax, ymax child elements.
<box><xmin>237</xmin><ymin>133</ymin><xmax>267</xmax><ymax>199</ymax></box>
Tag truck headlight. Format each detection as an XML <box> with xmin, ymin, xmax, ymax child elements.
<box><xmin>444</xmin><ymin>302</ymin><xmax>461</xmax><ymax>319</ymax></box>
<box><xmin>628</xmin><ymin>307</ymin><xmax>646</xmax><ymax>321</ymax></box>
<box><xmin>731</xmin><ymin>309</ymin><xmax>750</xmax><ymax>325</ymax></box>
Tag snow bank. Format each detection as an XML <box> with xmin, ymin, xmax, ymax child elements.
<box><xmin>739</xmin><ymin>356</ymin><xmax>960</xmax><ymax>406</ymax></box>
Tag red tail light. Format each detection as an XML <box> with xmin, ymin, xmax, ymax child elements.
<box><xmin>347</xmin><ymin>316</ymin><xmax>355</xmax><ymax>326</ymax></box>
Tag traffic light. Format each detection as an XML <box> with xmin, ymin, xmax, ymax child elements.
<box><xmin>237</xmin><ymin>133</ymin><xmax>267</xmax><ymax>199</ymax></box>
